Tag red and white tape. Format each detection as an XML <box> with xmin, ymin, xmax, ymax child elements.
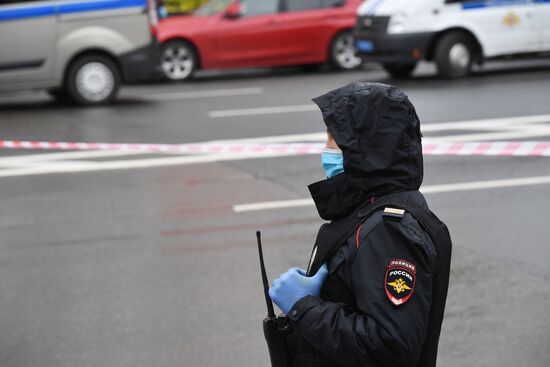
<box><xmin>0</xmin><ymin>140</ymin><xmax>549</xmax><ymax>157</ymax></box>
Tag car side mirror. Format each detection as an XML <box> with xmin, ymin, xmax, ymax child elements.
<box><xmin>224</xmin><ymin>2</ymin><xmax>245</xmax><ymax>19</ymax></box>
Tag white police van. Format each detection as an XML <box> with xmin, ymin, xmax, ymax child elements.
<box><xmin>354</xmin><ymin>0</ymin><xmax>550</xmax><ymax>78</ymax></box>
<box><xmin>0</xmin><ymin>0</ymin><xmax>160</xmax><ymax>105</ymax></box>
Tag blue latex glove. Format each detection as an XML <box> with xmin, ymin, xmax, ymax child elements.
<box><xmin>268</xmin><ymin>263</ymin><xmax>329</xmax><ymax>314</ymax></box>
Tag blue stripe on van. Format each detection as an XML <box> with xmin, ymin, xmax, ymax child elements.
<box><xmin>463</xmin><ymin>0</ymin><xmax>532</xmax><ymax>10</ymax></box>
<box><xmin>0</xmin><ymin>0</ymin><xmax>146</xmax><ymax>22</ymax></box>
<box><xmin>59</xmin><ymin>0</ymin><xmax>146</xmax><ymax>15</ymax></box>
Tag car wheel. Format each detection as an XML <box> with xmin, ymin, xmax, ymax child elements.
<box><xmin>160</xmin><ymin>40</ymin><xmax>197</xmax><ymax>81</ymax></box>
<box><xmin>329</xmin><ymin>31</ymin><xmax>362</xmax><ymax>70</ymax></box>
<box><xmin>435</xmin><ymin>32</ymin><xmax>474</xmax><ymax>78</ymax></box>
<box><xmin>382</xmin><ymin>62</ymin><xmax>417</xmax><ymax>78</ymax></box>
<box><xmin>65</xmin><ymin>54</ymin><xmax>120</xmax><ymax>106</ymax></box>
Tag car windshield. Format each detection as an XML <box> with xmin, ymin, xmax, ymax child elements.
<box><xmin>193</xmin><ymin>0</ymin><xmax>233</xmax><ymax>16</ymax></box>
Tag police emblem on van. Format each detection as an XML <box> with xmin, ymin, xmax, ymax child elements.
<box><xmin>385</xmin><ymin>259</ymin><xmax>416</xmax><ymax>306</ymax></box>
<box><xmin>502</xmin><ymin>11</ymin><xmax>520</xmax><ymax>27</ymax></box>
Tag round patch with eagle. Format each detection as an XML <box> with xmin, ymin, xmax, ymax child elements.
<box><xmin>384</xmin><ymin>259</ymin><xmax>416</xmax><ymax>306</ymax></box>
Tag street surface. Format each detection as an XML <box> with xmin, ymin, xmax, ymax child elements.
<box><xmin>0</xmin><ymin>61</ymin><xmax>549</xmax><ymax>367</ymax></box>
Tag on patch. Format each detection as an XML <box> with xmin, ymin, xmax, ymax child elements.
<box><xmin>385</xmin><ymin>259</ymin><xmax>416</xmax><ymax>306</ymax></box>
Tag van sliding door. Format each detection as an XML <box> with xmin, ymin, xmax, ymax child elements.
<box><xmin>0</xmin><ymin>0</ymin><xmax>57</xmax><ymax>88</ymax></box>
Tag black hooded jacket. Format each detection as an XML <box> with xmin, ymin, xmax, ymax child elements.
<box><xmin>285</xmin><ymin>83</ymin><xmax>451</xmax><ymax>367</ymax></box>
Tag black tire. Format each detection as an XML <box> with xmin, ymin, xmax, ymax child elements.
<box><xmin>300</xmin><ymin>63</ymin><xmax>324</xmax><ymax>73</ymax></box>
<box><xmin>382</xmin><ymin>62</ymin><xmax>417</xmax><ymax>78</ymax></box>
<box><xmin>329</xmin><ymin>31</ymin><xmax>362</xmax><ymax>70</ymax></box>
<box><xmin>65</xmin><ymin>54</ymin><xmax>121</xmax><ymax>106</ymax></box>
<box><xmin>160</xmin><ymin>40</ymin><xmax>198</xmax><ymax>81</ymax></box>
<box><xmin>434</xmin><ymin>32</ymin><xmax>474</xmax><ymax>78</ymax></box>
<box><xmin>48</xmin><ymin>88</ymin><xmax>72</xmax><ymax>104</ymax></box>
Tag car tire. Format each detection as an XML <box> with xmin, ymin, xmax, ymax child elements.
<box><xmin>435</xmin><ymin>32</ymin><xmax>474</xmax><ymax>78</ymax></box>
<box><xmin>48</xmin><ymin>88</ymin><xmax>72</xmax><ymax>104</ymax></box>
<box><xmin>160</xmin><ymin>40</ymin><xmax>198</xmax><ymax>81</ymax></box>
<box><xmin>300</xmin><ymin>63</ymin><xmax>324</xmax><ymax>73</ymax></box>
<box><xmin>65</xmin><ymin>54</ymin><xmax>121</xmax><ymax>106</ymax></box>
<box><xmin>382</xmin><ymin>62</ymin><xmax>417</xmax><ymax>78</ymax></box>
<box><xmin>329</xmin><ymin>31</ymin><xmax>362</xmax><ymax>70</ymax></box>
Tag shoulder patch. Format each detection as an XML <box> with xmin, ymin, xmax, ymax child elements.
<box><xmin>385</xmin><ymin>259</ymin><xmax>416</xmax><ymax>306</ymax></box>
<box><xmin>383</xmin><ymin>207</ymin><xmax>405</xmax><ymax>219</ymax></box>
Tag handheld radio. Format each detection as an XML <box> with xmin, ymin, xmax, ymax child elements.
<box><xmin>256</xmin><ymin>231</ymin><xmax>293</xmax><ymax>367</ymax></box>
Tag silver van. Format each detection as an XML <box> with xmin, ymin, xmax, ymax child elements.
<box><xmin>0</xmin><ymin>0</ymin><xmax>160</xmax><ymax>105</ymax></box>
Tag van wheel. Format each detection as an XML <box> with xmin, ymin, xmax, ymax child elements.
<box><xmin>435</xmin><ymin>32</ymin><xmax>474</xmax><ymax>78</ymax></box>
<box><xmin>160</xmin><ymin>40</ymin><xmax>197</xmax><ymax>81</ymax></box>
<box><xmin>382</xmin><ymin>62</ymin><xmax>417</xmax><ymax>78</ymax></box>
<box><xmin>329</xmin><ymin>31</ymin><xmax>362</xmax><ymax>70</ymax></box>
<box><xmin>65</xmin><ymin>54</ymin><xmax>120</xmax><ymax>105</ymax></box>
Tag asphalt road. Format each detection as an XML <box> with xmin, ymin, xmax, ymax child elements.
<box><xmin>0</xmin><ymin>61</ymin><xmax>549</xmax><ymax>367</ymax></box>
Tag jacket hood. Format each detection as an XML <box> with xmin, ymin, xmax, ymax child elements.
<box><xmin>312</xmin><ymin>82</ymin><xmax>423</xmax><ymax>196</ymax></box>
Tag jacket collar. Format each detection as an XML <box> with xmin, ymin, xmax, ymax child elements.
<box><xmin>308</xmin><ymin>173</ymin><xmax>365</xmax><ymax>221</ymax></box>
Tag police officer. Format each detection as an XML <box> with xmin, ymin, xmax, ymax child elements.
<box><xmin>269</xmin><ymin>82</ymin><xmax>452</xmax><ymax>367</ymax></box>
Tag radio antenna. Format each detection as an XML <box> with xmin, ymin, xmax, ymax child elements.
<box><xmin>257</xmin><ymin>231</ymin><xmax>275</xmax><ymax>318</ymax></box>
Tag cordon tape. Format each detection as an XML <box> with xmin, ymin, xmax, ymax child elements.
<box><xmin>0</xmin><ymin>140</ymin><xmax>549</xmax><ymax>157</ymax></box>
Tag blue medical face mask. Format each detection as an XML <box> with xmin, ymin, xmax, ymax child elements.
<box><xmin>321</xmin><ymin>148</ymin><xmax>344</xmax><ymax>178</ymax></box>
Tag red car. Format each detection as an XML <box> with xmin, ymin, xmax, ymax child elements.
<box><xmin>157</xmin><ymin>0</ymin><xmax>362</xmax><ymax>80</ymax></box>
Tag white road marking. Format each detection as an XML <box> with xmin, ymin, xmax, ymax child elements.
<box><xmin>143</xmin><ymin>87</ymin><xmax>264</xmax><ymax>101</ymax></box>
<box><xmin>234</xmin><ymin>198</ymin><xmax>314</xmax><ymax>212</ymax></box>
<box><xmin>209</xmin><ymin>104</ymin><xmax>317</xmax><ymax>118</ymax></box>
<box><xmin>0</xmin><ymin>151</ymin><xmax>299</xmax><ymax>178</ymax></box>
<box><xmin>208</xmin><ymin>98</ymin><xmax>550</xmax><ymax>125</ymax></box>
<box><xmin>425</xmin><ymin>128</ymin><xmax>550</xmax><ymax>142</ymax></box>
<box><xmin>421</xmin><ymin>176</ymin><xmax>550</xmax><ymax>193</ymax></box>
<box><xmin>211</xmin><ymin>132</ymin><xmax>326</xmax><ymax>144</ymax></box>
<box><xmin>420</xmin><ymin>114</ymin><xmax>550</xmax><ymax>132</ymax></box>
<box><xmin>208</xmin><ymin>108</ymin><xmax>550</xmax><ymax>140</ymax></box>
<box><xmin>205</xmin><ymin>114</ymin><xmax>550</xmax><ymax>143</ymax></box>
<box><xmin>0</xmin><ymin>150</ymin><xmax>145</xmax><ymax>166</ymax></box>
<box><xmin>232</xmin><ymin>175</ymin><xmax>550</xmax><ymax>212</ymax></box>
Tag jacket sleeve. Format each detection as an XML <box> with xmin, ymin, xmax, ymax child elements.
<box><xmin>288</xmin><ymin>214</ymin><xmax>435</xmax><ymax>367</ymax></box>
